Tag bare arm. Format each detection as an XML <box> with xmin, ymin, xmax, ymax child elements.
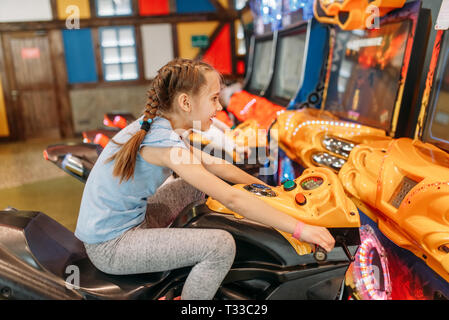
<box><xmin>140</xmin><ymin>146</ymin><xmax>335</xmax><ymax>252</ymax></box>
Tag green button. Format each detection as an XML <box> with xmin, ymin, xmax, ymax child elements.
<box><xmin>283</xmin><ymin>180</ymin><xmax>296</xmax><ymax>191</ymax></box>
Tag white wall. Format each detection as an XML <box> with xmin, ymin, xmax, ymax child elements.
<box><xmin>0</xmin><ymin>0</ymin><xmax>53</xmax><ymax>22</ymax></box>
<box><xmin>141</xmin><ymin>24</ymin><xmax>174</xmax><ymax>79</ymax></box>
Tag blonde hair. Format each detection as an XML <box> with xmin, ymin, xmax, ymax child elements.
<box><xmin>107</xmin><ymin>58</ymin><xmax>220</xmax><ymax>183</ymax></box>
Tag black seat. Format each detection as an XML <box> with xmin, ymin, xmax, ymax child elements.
<box><xmin>21</xmin><ymin>211</ymin><xmax>167</xmax><ymax>299</ymax></box>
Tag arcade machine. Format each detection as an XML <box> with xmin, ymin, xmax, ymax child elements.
<box><xmin>42</xmin><ymin>112</ymin><xmax>136</xmax><ymax>182</ymax></box>
<box><xmin>225</xmin><ymin>21</ymin><xmax>312</xmax><ymax>178</ymax></box>
<box><xmin>274</xmin><ymin>1</ymin><xmax>430</xmax><ymax>175</ymax></box>
<box><xmin>338</xmin><ymin>25</ymin><xmax>449</xmax><ymax>300</ymax></box>
<box><xmin>226</xmin><ymin>27</ymin><xmax>289</xmax><ymax>127</ymax></box>
<box><xmin>266</xmin><ymin>18</ymin><xmax>333</xmax><ymax>184</ymax></box>
<box><xmin>0</xmin><ymin>166</ymin><xmax>361</xmax><ymax>300</ymax></box>
<box><xmin>194</xmin><ymin>19</ymin><xmax>331</xmax><ymax>183</ymax></box>
<box><xmin>82</xmin><ymin>112</ymin><xmax>136</xmax><ymax>148</ymax></box>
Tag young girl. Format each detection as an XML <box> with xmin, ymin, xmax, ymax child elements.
<box><xmin>75</xmin><ymin>58</ymin><xmax>335</xmax><ymax>300</ymax></box>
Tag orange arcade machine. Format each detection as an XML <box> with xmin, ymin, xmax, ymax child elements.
<box><xmin>273</xmin><ymin>1</ymin><xmax>431</xmax><ymax>175</ymax></box>
<box><xmin>339</xmin><ymin>24</ymin><xmax>449</xmax><ymax>300</ymax></box>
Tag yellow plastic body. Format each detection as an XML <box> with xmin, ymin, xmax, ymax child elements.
<box><xmin>206</xmin><ymin>167</ymin><xmax>360</xmax><ymax>255</ymax></box>
<box><xmin>314</xmin><ymin>0</ymin><xmax>406</xmax><ymax>30</ymax></box>
<box><xmin>272</xmin><ymin>109</ymin><xmax>338</xmax><ymax>160</ymax></box>
<box><xmin>339</xmin><ymin>137</ymin><xmax>449</xmax><ymax>282</ymax></box>
<box><xmin>274</xmin><ymin>109</ymin><xmax>391</xmax><ymax>171</ymax></box>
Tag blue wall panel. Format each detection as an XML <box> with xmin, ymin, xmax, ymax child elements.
<box><xmin>63</xmin><ymin>29</ymin><xmax>98</xmax><ymax>84</ymax></box>
<box><xmin>175</xmin><ymin>0</ymin><xmax>215</xmax><ymax>13</ymax></box>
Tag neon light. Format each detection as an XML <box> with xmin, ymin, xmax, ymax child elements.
<box><xmin>352</xmin><ymin>225</ymin><xmax>392</xmax><ymax>300</ymax></box>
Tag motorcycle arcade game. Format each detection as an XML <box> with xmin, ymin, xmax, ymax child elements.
<box><xmin>339</xmin><ymin>26</ymin><xmax>449</xmax><ymax>300</ymax></box>
<box><xmin>43</xmin><ymin>111</ymin><xmax>137</xmax><ymax>183</ymax></box>
<box><xmin>271</xmin><ymin>1</ymin><xmax>449</xmax><ymax>300</ymax></box>
<box><xmin>0</xmin><ymin>166</ymin><xmax>360</xmax><ymax>300</ymax></box>
<box><xmin>273</xmin><ymin>1</ymin><xmax>430</xmax><ymax>176</ymax></box>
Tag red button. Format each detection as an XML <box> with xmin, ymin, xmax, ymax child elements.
<box><xmin>295</xmin><ymin>193</ymin><xmax>307</xmax><ymax>206</ymax></box>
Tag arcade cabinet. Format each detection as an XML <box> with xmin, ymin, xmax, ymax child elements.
<box><xmin>275</xmin><ymin>1</ymin><xmax>430</xmax><ymax>174</ymax></box>
<box><xmin>339</xmin><ymin>26</ymin><xmax>449</xmax><ymax>300</ymax></box>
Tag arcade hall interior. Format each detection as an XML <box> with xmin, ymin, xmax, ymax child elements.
<box><xmin>1</xmin><ymin>0</ymin><xmax>449</xmax><ymax>300</ymax></box>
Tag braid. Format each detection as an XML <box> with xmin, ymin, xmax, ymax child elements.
<box><xmin>141</xmin><ymin>86</ymin><xmax>160</xmax><ymax>131</ymax></box>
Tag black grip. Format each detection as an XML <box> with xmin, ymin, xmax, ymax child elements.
<box><xmin>313</xmin><ymin>245</ymin><xmax>328</xmax><ymax>262</ymax></box>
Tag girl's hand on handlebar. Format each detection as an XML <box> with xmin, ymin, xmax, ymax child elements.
<box><xmin>300</xmin><ymin>224</ymin><xmax>335</xmax><ymax>253</ymax></box>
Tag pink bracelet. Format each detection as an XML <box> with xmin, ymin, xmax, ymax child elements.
<box><xmin>292</xmin><ymin>221</ymin><xmax>305</xmax><ymax>240</ymax></box>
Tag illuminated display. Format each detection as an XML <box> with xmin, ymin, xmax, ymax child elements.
<box><xmin>300</xmin><ymin>176</ymin><xmax>323</xmax><ymax>190</ymax></box>
<box><xmin>325</xmin><ymin>20</ymin><xmax>411</xmax><ymax>132</ymax></box>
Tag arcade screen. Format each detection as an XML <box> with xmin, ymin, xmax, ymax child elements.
<box><xmin>324</xmin><ymin>20</ymin><xmax>411</xmax><ymax>132</ymax></box>
<box><xmin>271</xmin><ymin>28</ymin><xmax>307</xmax><ymax>100</ymax></box>
<box><xmin>423</xmin><ymin>36</ymin><xmax>449</xmax><ymax>152</ymax></box>
<box><xmin>248</xmin><ymin>38</ymin><xmax>274</xmax><ymax>93</ymax></box>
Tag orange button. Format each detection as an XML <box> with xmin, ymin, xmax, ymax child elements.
<box><xmin>295</xmin><ymin>193</ymin><xmax>307</xmax><ymax>206</ymax></box>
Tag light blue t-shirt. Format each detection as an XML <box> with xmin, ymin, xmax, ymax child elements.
<box><xmin>75</xmin><ymin>116</ymin><xmax>189</xmax><ymax>244</ymax></box>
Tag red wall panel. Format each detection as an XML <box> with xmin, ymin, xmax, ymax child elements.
<box><xmin>202</xmin><ymin>23</ymin><xmax>232</xmax><ymax>75</ymax></box>
<box><xmin>139</xmin><ymin>0</ymin><xmax>170</xmax><ymax>15</ymax></box>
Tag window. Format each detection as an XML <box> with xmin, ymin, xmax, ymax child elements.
<box><xmin>96</xmin><ymin>0</ymin><xmax>132</xmax><ymax>17</ymax></box>
<box><xmin>99</xmin><ymin>26</ymin><xmax>138</xmax><ymax>81</ymax></box>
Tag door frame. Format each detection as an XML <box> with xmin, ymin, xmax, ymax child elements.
<box><xmin>0</xmin><ymin>30</ymin><xmax>73</xmax><ymax>142</ymax></box>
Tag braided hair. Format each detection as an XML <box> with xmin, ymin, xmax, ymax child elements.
<box><xmin>107</xmin><ymin>58</ymin><xmax>219</xmax><ymax>183</ymax></box>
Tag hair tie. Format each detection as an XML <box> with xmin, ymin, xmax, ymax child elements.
<box><xmin>139</xmin><ymin>118</ymin><xmax>153</xmax><ymax>132</ymax></box>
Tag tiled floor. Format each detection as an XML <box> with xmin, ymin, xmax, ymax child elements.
<box><xmin>0</xmin><ymin>138</ymin><xmax>84</xmax><ymax>231</ymax></box>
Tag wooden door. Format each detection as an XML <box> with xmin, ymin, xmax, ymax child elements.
<box><xmin>2</xmin><ymin>31</ymin><xmax>61</xmax><ymax>140</ymax></box>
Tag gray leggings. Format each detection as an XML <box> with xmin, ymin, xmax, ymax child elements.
<box><xmin>84</xmin><ymin>177</ymin><xmax>236</xmax><ymax>300</ymax></box>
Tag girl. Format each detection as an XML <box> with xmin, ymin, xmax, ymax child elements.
<box><xmin>75</xmin><ymin>58</ymin><xmax>335</xmax><ymax>300</ymax></box>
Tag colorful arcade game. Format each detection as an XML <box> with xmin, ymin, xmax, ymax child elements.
<box><xmin>338</xmin><ymin>24</ymin><xmax>449</xmax><ymax>300</ymax></box>
<box><xmin>274</xmin><ymin>1</ymin><xmax>430</xmax><ymax>175</ymax></box>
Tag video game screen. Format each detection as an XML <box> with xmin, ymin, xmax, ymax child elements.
<box><xmin>423</xmin><ymin>36</ymin><xmax>449</xmax><ymax>152</ymax></box>
<box><xmin>271</xmin><ymin>28</ymin><xmax>307</xmax><ymax>100</ymax></box>
<box><xmin>248</xmin><ymin>38</ymin><xmax>274</xmax><ymax>93</ymax></box>
<box><xmin>324</xmin><ymin>20</ymin><xmax>411</xmax><ymax>132</ymax></box>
